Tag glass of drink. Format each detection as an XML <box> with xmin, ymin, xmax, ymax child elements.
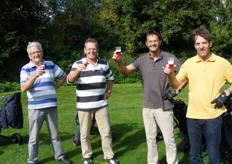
<box><xmin>167</xmin><ymin>57</ymin><xmax>174</xmax><ymax>71</ymax></box>
<box><xmin>82</xmin><ymin>58</ymin><xmax>88</xmax><ymax>67</ymax></box>
<box><xmin>115</xmin><ymin>46</ymin><xmax>122</xmax><ymax>59</ymax></box>
<box><xmin>39</xmin><ymin>62</ymin><xmax>45</xmax><ymax>70</ymax></box>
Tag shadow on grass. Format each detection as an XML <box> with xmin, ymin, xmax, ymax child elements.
<box><xmin>80</xmin><ymin>123</ymin><xmax>146</xmax><ymax>160</ymax></box>
<box><xmin>67</xmin><ymin>122</ymin><xmax>147</xmax><ymax>161</ymax></box>
<box><xmin>0</xmin><ymin>135</ymin><xmax>14</xmax><ymax>146</ymax></box>
<box><xmin>11</xmin><ymin>132</ymin><xmax>81</xmax><ymax>163</ymax></box>
<box><xmin>110</xmin><ymin>123</ymin><xmax>146</xmax><ymax>157</ymax></box>
<box><xmin>87</xmin><ymin>123</ymin><xmax>190</xmax><ymax>163</ymax></box>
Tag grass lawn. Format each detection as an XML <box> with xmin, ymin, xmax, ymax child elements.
<box><xmin>0</xmin><ymin>83</ymin><xmax>230</xmax><ymax>164</ymax></box>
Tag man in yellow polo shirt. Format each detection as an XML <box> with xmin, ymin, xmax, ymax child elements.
<box><xmin>164</xmin><ymin>25</ymin><xmax>232</xmax><ymax>164</ymax></box>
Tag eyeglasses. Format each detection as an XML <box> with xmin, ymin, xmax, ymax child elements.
<box><xmin>86</xmin><ymin>48</ymin><xmax>97</xmax><ymax>51</ymax></box>
<box><xmin>30</xmin><ymin>51</ymin><xmax>41</xmax><ymax>56</ymax></box>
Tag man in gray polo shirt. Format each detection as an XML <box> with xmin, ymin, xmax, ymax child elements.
<box><xmin>112</xmin><ymin>29</ymin><xmax>181</xmax><ymax>164</ymax></box>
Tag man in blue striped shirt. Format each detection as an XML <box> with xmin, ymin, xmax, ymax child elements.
<box><xmin>67</xmin><ymin>38</ymin><xmax>119</xmax><ymax>164</ymax></box>
<box><xmin>20</xmin><ymin>41</ymin><xmax>71</xmax><ymax>164</ymax></box>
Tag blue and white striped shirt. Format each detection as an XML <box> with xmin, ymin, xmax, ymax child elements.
<box><xmin>68</xmin><ymin>57</ymin><xmax>114</xmax><ymax>111</ymax></box>
<box><xmin>20</xmin><ymin>60</ymin><xmax>66</xmax><ymax>110</ymax></box>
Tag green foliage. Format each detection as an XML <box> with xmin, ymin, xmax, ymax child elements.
<box><xmin>0</xmin><ymin>82</ymin><xmax>20</xmax><ymax>93</ymax></box>
<box><xmin>0</xmin><ymin>95</ymin><xmax>7</xmax><ymax>109</ymax></box>
<box><xmin>209</xmin><ymin>0</ymin><xmax>232</xmax><ymax>59</ymax></box>
<box><xmin>108</xmin><ymin>51</ymin><xmax>141</xmax><ymax>84</ymax></box>
<box><xmin>1</xmin><ymin>0</ymin><xmax>232</xmax><ymax>83</ymax></box>
<box><xmin>0</xmin><ymin>0</ymin><xmax>50</xmax><ymax>82</ymax></box>
<box><xmin>43</xmin><ymin>43</ymin><xmax>83</xmax><ymax>74</ymax></box>
<box><xmin>168</xmin><ymin>48</ymin><xmax>196</xmax><ymax>63</ymax></box>
<box><xmin>103</xmin><ymin>0</ymin><xmax>214</xmax><ymax>54</ymax></box>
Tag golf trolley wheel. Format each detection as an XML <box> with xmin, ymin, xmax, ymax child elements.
<box><xmin>156</xmin><ymin>130</ymin><xmax>163</xmax><ymax>142</ymax></box>
<box><xmin>10</xmin><ymin>133</ymin><xmax>22</xmax><ymax>145</ymax></box>
<box><xmin>72</xmin><ymin>133</ymin><xmax>81</xmax><ymax>146</ymax></box>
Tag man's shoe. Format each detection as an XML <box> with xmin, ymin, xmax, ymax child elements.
<box><xmin>106</xmin><ymin>158</ymin><xmax>119</xmax><ymax>164</ymax></box>
<box><xmin>57</xmin><ymin>157</ymin><xmax>72</xmax><ymax>164</ymax></box>
<box><xmin>84</xmin><ymin>158</ymin><xmax>93</xmax><ymax>164</ymax></box>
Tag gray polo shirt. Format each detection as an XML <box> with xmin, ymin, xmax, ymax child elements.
<box><xmin>131</xmin><ymin>50</ymin><xmax>181</xmax><ymax>110</ymax></box>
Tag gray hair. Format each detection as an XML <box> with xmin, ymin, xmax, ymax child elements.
<box><xmin>27</xmin><ymin>41</ymin><xmax>43</xmax><ymax>55</ymax></box>
<box><xmin>84</xmin><ymin>38</ymin><xmax>99</xmax><ymax>49</ymax></box>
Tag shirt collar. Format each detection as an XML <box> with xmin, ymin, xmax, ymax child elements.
<box><xmin>90</xmin><ymin>57</ymin><xmax>99</xmax><ymax>65</ymax></box>
<box><xmin>148</xmin><ymin>50</ymin><xmax>164</xmax><ymax>61</ymax></box>
<box><xmin>28</xmin><ymin>60</ymin><xmax>45</xmax><ymax>68</ymax></box>
<box><xmin>195</xmin><ymin>53</ymin><xmax>216</xmax><ymax>63</ymax></box>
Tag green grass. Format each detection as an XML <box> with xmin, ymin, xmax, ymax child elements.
<box><xmin>0</xmin><ymin>83</ymin><xmax>230</xmax><ymax>164</ymax></box>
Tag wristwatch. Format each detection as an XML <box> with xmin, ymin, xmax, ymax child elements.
<box><xmin>107</xmin><ymin>90</ymin><xmax>111</xmax><ymax>93</ymax></box>
<box><xmin>226</xmin><ymin>88</ymin><xmax>232</xmax><ymax>95</ymax></box>
<box><xmin>176</xmin><ymin>88</ymin><xmax>181</xmax><ymax>92</ymax></box>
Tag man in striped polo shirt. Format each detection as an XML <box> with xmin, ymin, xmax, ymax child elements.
<box><xmin>20</xmin><ymin>41</ymin><xmax>71</xmax><ymax>164</ymax></box>
<box><xmin>67</xmin><ymin>38</ymin><xmax>119</xmax><ymax>164</ymax></box>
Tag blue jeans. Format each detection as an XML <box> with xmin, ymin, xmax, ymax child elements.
<box><xmin>187</xmin><ymin>116</ymin><xmax>222</xmax><ymax>164</ymax></box>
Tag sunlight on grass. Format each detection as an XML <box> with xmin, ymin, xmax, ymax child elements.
<box><xmin>1</xmin><ymin>83</ymin><xmax>230</xmax><ymax>163</ymax></box>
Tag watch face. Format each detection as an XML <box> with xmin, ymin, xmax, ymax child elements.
<box><xmin>227</xmin><ymin>89</ymin><xmax>232</xmax><ymax>93</ymax></box>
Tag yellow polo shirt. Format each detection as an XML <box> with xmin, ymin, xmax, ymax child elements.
<box><xmin>176</xmin><ymin>53</ymin><xmax>232</xmax><ymax>119</ymax></box>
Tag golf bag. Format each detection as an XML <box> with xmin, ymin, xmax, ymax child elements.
<box><xmin>172</xmin><ymin>99</ymin><xmax>207</xmax><ymax>153</ymax></box>
<box><xmin>0</xmin><ymin>92</ymin><xmax>23</xmax><ymax>145</ymax></box>
<box><xmin>156</xmin><ymin>99</ymin><xmax>189</xmax><ymax>146</ymax></box>
<box><xmin>173</xmin><ymin>97</ymin><xmax>232</xmax><ymax>161</ymax></box>
<box><xmin>72</xmin><ymin>112</ymin><xmax>98</xmax><ymax>146</ymax></box>
<box><xmin>221</xmin><ymin>96</ymin><xmax>232</xmax><ymax>160</ymax></box>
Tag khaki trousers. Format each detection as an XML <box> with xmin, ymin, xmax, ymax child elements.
<box><xmin>78</xmin><ymin>107</ymin><xmax>114</xmax><ymax>159</ymax></box>
<box><xmin>143</xmin><ymin>108</ymin><xmax>178</xmax><ymax>164</ymax></box>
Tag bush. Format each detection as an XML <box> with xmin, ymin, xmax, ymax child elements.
<box><xmin>0</xmin><ymin>82</ymin><xmax>20</xmax><ymax>93</ymax></box>
<box><xmin>108</xmin><ymin>51</ymin><xmax>141</xmax><ymax>84</ymax></box>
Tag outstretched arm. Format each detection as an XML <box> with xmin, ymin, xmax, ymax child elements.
<box><xmin>112</xmin><ymin>51</ymin><xmax>136</xmax><ymax>74</ymax></box>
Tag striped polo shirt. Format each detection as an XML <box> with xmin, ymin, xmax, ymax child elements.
<box><xmin>68</xmin><ymin>57</ymin><xmax>114</xmax><ymax>111</ymax></box>
<box><xmin>20</xmin><ymin>60</ymin><xmax>66</xmax><ymax>110</ymax></box>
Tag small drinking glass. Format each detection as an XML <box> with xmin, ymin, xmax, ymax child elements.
<box><xmin>39</xmin><ymin>62</ymin><xmax>45</xmax><ymax>70</ymax></box>
<box><xmin>167</xmin><ymin>57</ymin><xmax>174</xmax><ymax>71</ymax></box>
<box><xmin>82</xmin><ymin>58</ymin><xmax>88</xmax><ymax>67</ymax></box>
<box><xmin>115</xmin><ymin>46</ymin><xmax>122</xmax><ymax>59</ymax></box>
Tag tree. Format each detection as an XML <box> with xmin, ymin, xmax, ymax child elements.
<box><xmin>210</xmin><ymin>0</ymin><xmax>232</xmax><ymax>59</ymax></box>
<box><xmin>1</xmin><ymin>0</ymin><xmax>231</xmax><ymax>83</ymax></box>
<box><xmin>0</xmin><ymin>0</ymin><xmax>50</xmax><ymax>82</ymax></box>
<box><xmin>38</xmin><ymin>0</ymin><xmax>119</xmax><ymax>73</ymax></box>
<box><xmin>99</xmin><ymin>0</ymin><xmax>214</xmax><ymax>56</ymax></box>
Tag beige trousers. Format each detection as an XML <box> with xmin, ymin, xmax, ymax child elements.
<box><xmin>143</xmin><ymin>108</ymin><xmax>178</xmax><ymax>164</ymax></box>
<box><xmin>78</xmin><ymin>107</ymin><xmax>114</xmax><ymax>159</ymax></box>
